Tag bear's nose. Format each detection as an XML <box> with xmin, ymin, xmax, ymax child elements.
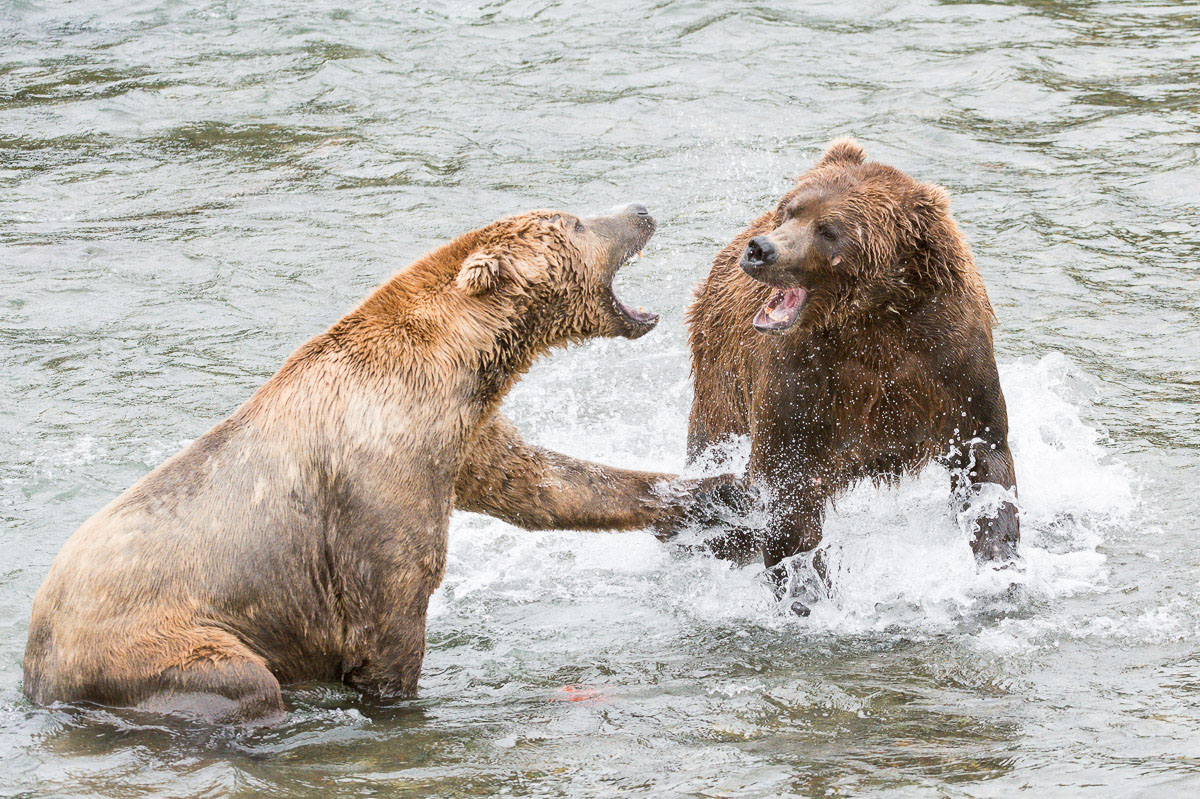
<box><xmin>742</xmin><ymin>236</ymin><xmax>778</xmax><ymax>269</ymax></box>
<box><xmin>625</xmin><ymin>203</ymin><xmax>651</xmax><ymax>218</ymax></box>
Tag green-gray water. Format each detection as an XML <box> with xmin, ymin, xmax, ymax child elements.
<box><xmin>2</xmin><ymin>1</ymin><xmax>1199</xmax><ymax>796</ymax></box>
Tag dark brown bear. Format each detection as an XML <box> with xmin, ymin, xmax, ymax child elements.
<box><xmin>684</xmin><ymin>139</ymin><xmax>1018</xmax><ymax>585</ymax></box>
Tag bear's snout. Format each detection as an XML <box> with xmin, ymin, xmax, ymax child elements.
<box><xmin>741</xmin><ymin>236</ymin><xmax>778</xmax><ymax>276</ymax></box>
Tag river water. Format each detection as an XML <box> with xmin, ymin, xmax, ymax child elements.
<box><xmin>2</xmin><ymin>1</ymin><xmax>1198</xmax><ymax>796</ymax></box>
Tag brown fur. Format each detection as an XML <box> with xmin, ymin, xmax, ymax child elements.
<box><xmin>24</xmin><ymin>206</ymin><xmax>736</xmax><ymax>723</ymax></box>
<box><xmin>685</xmin><ymin>140</ymin><xmax>1019</xmax><ymax>577</ymax></box>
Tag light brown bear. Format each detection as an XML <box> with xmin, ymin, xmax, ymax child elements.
<box><xmin>24</xmin><ymin>204</ymin><xmax>740</xmax><ymax>723</ymax></box>
<box><xmin>685</xmin><ymin>140</ymin><xmax>1018</xmax><ymax>600</ymax></box>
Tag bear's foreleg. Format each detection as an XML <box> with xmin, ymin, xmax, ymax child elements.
<box><xmin>341</xmin><ymin>587</ymin><xmax>432</xmax><ymax>701</ymax></box>
<box><xmin>762</xmin><ymin>493</ymin><xmax>826</xmax><ymax>572</ymax></box>
<box><xmin>456</xmin><ymin>414</ymin><xmax>745</xmax><ymax>533</ymax></box>
<box><xmin>757</xmin><ymin>493</ymin><xmax>828</xmax><ymax>616</ymax></box>
<box><xmin>949</xmin><ymin>440</ymin><xmax>1020</xmax><ymax>562</ymax></box>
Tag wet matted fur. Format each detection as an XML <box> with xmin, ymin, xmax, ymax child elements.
<box><xmin>24</xmin><ymin>206</ymin><xmax>736</xmax><ymax>723</ymax></box>
<box><xmin>685</xmin><ymin>140</ymin><xmax>1019</xmax><ymax>578</ymax></box>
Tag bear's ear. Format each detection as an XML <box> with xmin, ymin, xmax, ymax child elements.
<box><xmin>817</xmin><ymin>137</ymin><xmax>866</xmax><ymax>168</ymax></box>
<box><xmin>911</xmin><ymin>182</ymin><xmax>963</xmax><ymax>286</ymax></box>
<box><xmin>914</xmin><ymin>182</ymin><xmax>951</xmax><ymax>217</ymax></box>
<box><xmin>457</xmin><ymin>249</ymin><xmax>513</xmax><ymax>295</ymax></box>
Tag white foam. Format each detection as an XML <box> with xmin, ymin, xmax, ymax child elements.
<box><xmin>31</xmin><ymin>435</ymin><xmax>101</xmax><ymax>478</ymax></box>
<box><xmin>437</xmin><ymin>353</ymin><xmax>1135</xmax><ymax>640</ymax></box>
<box><xmin>773</xmin><ymin>354</ymin><xmax>1132</xmax><ymax>633</ymax></box>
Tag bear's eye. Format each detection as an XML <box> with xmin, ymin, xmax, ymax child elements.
<box><xmin>816</xmin><ymin>223</ymin><xmax>839</xmax><ymax>242</ymax></box>
<box><xmin>574</xmin><ymin>219</ymin><xmax>585</xmax><ymax>233</ymax></box>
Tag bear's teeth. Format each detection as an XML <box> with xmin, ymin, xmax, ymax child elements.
<box><xmin>768</xmin><ymin>306</ymin><xmax>791</xmax><ymax>322</ymax></box>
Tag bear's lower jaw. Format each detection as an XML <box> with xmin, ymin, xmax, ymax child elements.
<box><xmin>752</xmin><ymin>287</ymin><xmax>808</xmax><ymax>333</ymax></box>
<box><xmin>611</xmin><ymin>293</ymin><xmax>660</xmax><ymax>338</ymax></box>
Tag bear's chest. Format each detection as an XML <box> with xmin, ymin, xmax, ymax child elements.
<box><xmin>750</xmin><ymin>341</ymin><xmax>953</xmax><ymax>477</ymax></box>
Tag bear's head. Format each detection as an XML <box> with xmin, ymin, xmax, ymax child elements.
<box><xmin>455</xmin><ymin>204</ymin><xmax>659</xmax><ymax>346</ymax></box>
<box><xmin>739</xmin><ymin>138</ymin><xmax>970</xmax><ymax>334</ymax></box>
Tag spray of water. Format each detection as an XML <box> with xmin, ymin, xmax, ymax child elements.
<box><xmin>438</xmin><ymin>353</ymin><xmax>1134</xmax><ymax>638</ymax></box>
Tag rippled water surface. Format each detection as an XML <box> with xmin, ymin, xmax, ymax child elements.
<box><xmin>3</xmin><ymin>1</ymin><xmax>1199</xmax><ymax>796</ymax></box>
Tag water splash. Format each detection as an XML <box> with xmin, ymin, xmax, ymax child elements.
<box><xmin>441</xmin><ymin>353</ymin><xmax>1134</xmax><ymax>638</ymax></box>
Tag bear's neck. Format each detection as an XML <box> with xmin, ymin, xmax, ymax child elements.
<box><xmin>317</xmin><ymin>264</ymin><xmax>551</xmax><ymax>435</ymax></box>
<box><xmin>465</xmin><ymin>308</ymin><xmax>554</xmax><ymax>410</ymax></box>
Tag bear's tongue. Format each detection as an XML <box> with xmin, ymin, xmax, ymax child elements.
<box><xmin>752</xmin><ymin>287</ymin><xmax>807</xmax><ymax>333</ymax></box>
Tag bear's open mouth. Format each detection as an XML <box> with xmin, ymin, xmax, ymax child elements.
<box><xmin>608</xmin><ymin>249</ymin><xmax>659</xmax><ymax>339</ymax></box>
<box><xmin>614</xmin><ymin>292</ymin><xmax>658</xmax><ymax>327</ymax></box>
<box><xmin>752</xmin><ymin>287</ymin><xmax>808</xmax><ymax>333</ymax></box>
